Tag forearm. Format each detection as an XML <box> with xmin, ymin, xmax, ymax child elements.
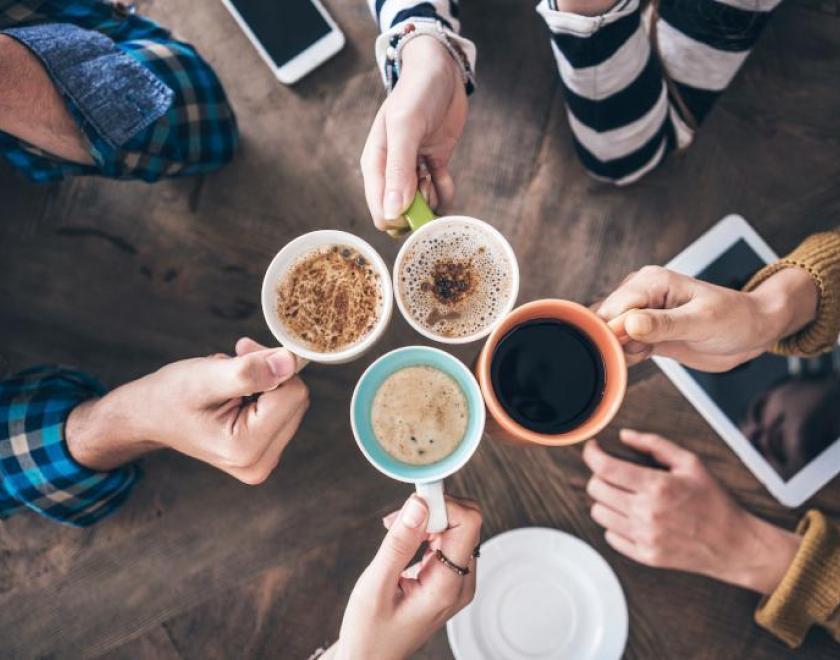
<box><xmin>749</xmin><ymin>266</ymin><xmax>819</xmax><ymax>348</ymax></box>
<box><xmin>0</xmin><ymin>35</ymin><xmax>92</xmax><ymax>164</ymax></box>
<box><xmin>721</xmin><ymin>513</ymin><xmax>802</xmax><ymax>595</ymax></box>
<box><xmin>66</xmin><ymin>388</ymin><xmax>161</xmax><ymax>472</ymax></box>
<box><xmin>0</xmin><ymin>366</ymin><xmax>139</xmax><ymax>526</ymax></box>
<box><xmin>552</xmin><ymin>0</ymin><xmax>621</xmax><ymax>15</ymax></box>
<box><xmin>746</xmin><ymin>230</ymin><xmax>840</xmax><ymax>356</ymax></box>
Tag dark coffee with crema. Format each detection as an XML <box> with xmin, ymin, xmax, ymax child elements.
<box><xmin>490</xmin><ymin>319</ymin><xmax>605</xmax><ymax>434</ymax></box>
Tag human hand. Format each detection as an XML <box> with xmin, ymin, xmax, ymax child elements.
<box><xmin>327</xmin><ymin>495</ymin><xmax>481</xmax><ymax>660</ymax></box>
<box><xmin>583</xmin><ymin>430</ymin><xmax>800</xmax><ymax>594</ymax></box>
<box><xmin>361</xmin><ymin>36</ymin><xmax>468</xmax><ymax>231</ymax></box>
<box><xmin>66</xmin><ymin>337</ymin><xmax>309</xmax><ymax>484</ymax></box>
<box><xmin>596</xmin><ymin>265</ymin><xmax>818</xmax><ymax>371</ymax></box>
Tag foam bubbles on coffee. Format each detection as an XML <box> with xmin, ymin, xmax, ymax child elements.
<box><xmin>399</xmin><ymin>221</ymin><xmax>513</xmax><ymax>338</ymax></box>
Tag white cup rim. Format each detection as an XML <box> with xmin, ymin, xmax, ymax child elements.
<box><xmin>261</xmin><ymin>230</ymin><xmax>393</xmax><ymax>364</ymax></box>
<box><xmin>349</xmin><ymin>345</ymin><xmax>486</xmax><ymax>484</ymax></box>
<box><xmin>392</xmin><ymin>215</ymin><xmax>520</xmax><ymax>345</ymax></box>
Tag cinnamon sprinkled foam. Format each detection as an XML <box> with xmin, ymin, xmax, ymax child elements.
<box><xmin>275</xmin><ymin>245</ymin><xmax>382</xmax><ymax>353</ymax></box>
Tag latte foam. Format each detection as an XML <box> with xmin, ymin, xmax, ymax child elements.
<box><xmin>371</xmin><ymin>365</ymin><xmax>468</xmax><ymax>465</ymax></box>
<box><xmin>398</xmin><ymin>221</ymin><xmax>514</xmax><ymax>338</ymax></box>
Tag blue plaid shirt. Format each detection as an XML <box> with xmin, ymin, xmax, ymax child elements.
<box><xmin>0</xmin><ymin>0</ymin><xmax>237</xmax><ymax>182</ymax></box>
<box><xmin>0</xmin><ymin>367</ymin><xmax>138</xmax><ymax>526</ymax></box>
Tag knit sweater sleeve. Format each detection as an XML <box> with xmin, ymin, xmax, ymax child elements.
<box><xmin>743</xmin><ymin>230</ymin><xmax>840</xmax><ymax>356</ymax></box>
<box><xmin>754</xmin><ymin>510</ymin><xmax>840</xmax><ymax>647</ymax></box>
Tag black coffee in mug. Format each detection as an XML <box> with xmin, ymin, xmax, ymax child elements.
<box><xmin>489</xmin><ymin>319</ymin><xmax>606</xmax><ymax>434</ymax></box>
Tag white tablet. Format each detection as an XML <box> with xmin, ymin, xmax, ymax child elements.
<box><xmin>654</xmin><ymin>215</ymin><xmax>840</xmax><ymax>507</ymax></box>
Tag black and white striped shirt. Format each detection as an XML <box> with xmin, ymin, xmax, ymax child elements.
<box><xmin>369</xmin><ymin>0</ymin><xmax>783</xmax><ymax>185</ymax></box>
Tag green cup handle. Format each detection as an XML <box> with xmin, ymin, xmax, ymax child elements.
<box><xmin>403</xmin><ymin>190</ymin><xmax>437</xmax><ymax>231</ymax></box>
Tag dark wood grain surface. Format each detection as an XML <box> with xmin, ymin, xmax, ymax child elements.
<box><xmin>1</xmin><ymin>1</ymin><xmax>839</xmax><ymax>658</ymax></box>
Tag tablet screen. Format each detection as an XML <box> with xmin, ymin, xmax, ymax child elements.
<box><xmin>686</xmin><ymin>239</ymin><xmax>840</xmax><ymax>480</ymax></box>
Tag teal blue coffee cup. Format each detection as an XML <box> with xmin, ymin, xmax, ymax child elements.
<box><xmin>351</xmin><ymin>346</ymin><xmax>485</xmax><ymax>532</ymax></box>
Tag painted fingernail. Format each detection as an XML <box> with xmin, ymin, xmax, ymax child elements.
<box><xmin>267</xmin><ymin>350</ymin><xmax>295</xmax><ymax>379</ymax></box>
<box><xmin>383</xmin><ymin>191</ymin><xmax>403</xmax><ymax>220</ymax></box>
<box><xmin>401</xmin><ymin>496</ymin><xmax>427</xmax><ymax>529</ymax></box>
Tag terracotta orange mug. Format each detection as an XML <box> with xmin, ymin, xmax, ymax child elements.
<box><xmin>475</xmin><ymin>299</ymin><xmax>627</xmax><ymax>446</ymax></box>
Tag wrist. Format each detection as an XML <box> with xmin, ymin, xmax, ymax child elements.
<box><xmin>749</xmin><ymin>266</ymin><xmax>818</xmax><ymax>348</ymax></box>
<box><xmin>552</xmin><ymin>0</ymin><xmax>623</xmax><ymax>16</ymax></box>
<box><xmin>724</xmin><ymin>513</ymin><xmax>801</xmax><ymax>595</ymax></box>
<box><xmin>65</xmin><ymin>386</ymin><xmax>159</xmax><ymax>471</ymax></box>
<box><xmin>401</xmin><ymin>35</ymin><xmax>461</xmax><ymax>87</ymax></box>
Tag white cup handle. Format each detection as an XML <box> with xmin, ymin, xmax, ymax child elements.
<box><xmin>415</xmin><ymin>480</ymin><xmax>447</xmax><ymax>533</ymax></box>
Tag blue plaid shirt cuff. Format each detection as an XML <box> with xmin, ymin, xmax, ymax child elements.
<box><xmin>0</xmin><ymin>0</ymin><xmax>237</xmax><ymax>182</ymax></box>
<box><xmin>0</xmin><ymin>366</ymin><xmax>138</xmax><ymax>527</ymax></box>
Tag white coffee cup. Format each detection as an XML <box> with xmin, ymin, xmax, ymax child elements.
<box><xmin>393</xmin><ymin>193</ymin><xmax>520</xmax><ymax>345</ymax></box>
<box><xmin>261</xmin><ymin>230</ymin><xmax>393</xmax><ymax>364</ymax></box>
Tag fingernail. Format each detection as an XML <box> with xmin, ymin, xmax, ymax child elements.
<box><xmin>619</xmin><ymin>428</ymin><xmax>637</xmax><ymax>438</ymax></box>
<box><xmin>383</xmin><ymin>190</ymin><xmax>403</xmax><ymax>220</ymax></box>
<box><xmin>400</xmin><ymin>496</ymin><xmax>427</xmax><ymax>529</ymax></box>
<box><xmin>626</xmin><ymin>312</ymin><xmax>653</xmax><ymax>337</ymax></box>
<box><xmin>267</xmin><ymin>350</ymin><xmax>295</xmax><ymax>379</ymax></box>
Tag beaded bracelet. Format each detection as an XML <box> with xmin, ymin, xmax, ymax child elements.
<box><xmin>383</xmin><ymin>20</ymin><xmax>476</xmax><ymax>95</ymax></box>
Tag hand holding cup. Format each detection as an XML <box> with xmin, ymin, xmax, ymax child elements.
<box><xmin>324</xmin><ymin>495</ymin><xmax>482</xmax><ymax>660</ymax></box>
<box><xmin>66</xmin><ymin>338</ymin><xmax>309</xmax><ymax>484</ymax></box>
<box><xmin>596</xmin><ymin>265</ymin><xmax>818</xmax><ymax>372</ymax></box>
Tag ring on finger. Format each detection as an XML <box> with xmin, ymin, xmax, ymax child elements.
<box><xmin>434</xmin><ymin>549</ymin><xmax>470</xmax><ymax>576</ymax></box>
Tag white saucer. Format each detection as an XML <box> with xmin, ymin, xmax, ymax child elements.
<box><xmin>446</xmin><ymin>527</ymin><xmax>628</xmax><ymax>660</ymax></box>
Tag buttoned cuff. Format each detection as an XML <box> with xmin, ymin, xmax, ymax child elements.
<box><xmin>0</xmin><ymin>366</ymin><xmax>138</xmax><ymax>527</ymax></box>
<box><xmin>1</xmin><ymin>23</ymin><xmax>173</xmax><ymax>154</ymax></box>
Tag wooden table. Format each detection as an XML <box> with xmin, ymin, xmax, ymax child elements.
<box><xmin>1</xmin><ymin>1</ymin><xmax>839</xmax><ymax>657</ymax></box>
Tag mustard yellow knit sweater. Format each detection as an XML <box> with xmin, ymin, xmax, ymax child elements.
<box><xmin>744</xmin><ymin>230</ymin><xmax>840</xmax><ymax>647</ymax></box>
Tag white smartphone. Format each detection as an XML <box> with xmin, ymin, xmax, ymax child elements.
<box><xmin>221</xmin><ymin>0</ymin><xmax>345</xmax><ymax>84</ymax></box>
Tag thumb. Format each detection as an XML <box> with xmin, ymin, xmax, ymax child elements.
<box><xmin>624</xmin><ymin>308</ymin><xmax>695</xmax><ymax>344</ymax></box>
<box><xmin>368</xmin><ymin>496</ymin><xmax>429</xmax><ymax>587</ymax></box>
<box><xmin>382</xmin><ymin>118</ymin><xmax>423</xmax><ymax>220</ymax></box>
<box><xmin>207</xmin><ymin>348</ymin><xmax>297</xmax><ymax>400</ymax></box>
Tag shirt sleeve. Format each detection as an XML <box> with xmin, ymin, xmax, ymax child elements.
<box><xmin>0</xmin><ymin>4</ymin><xmax>237</xmax><ymax>183</ymax></box>
<box><xmin>743</xmin><ymin>230</ymin><xmax>840</xmax><ymax>357</ymax></box>
<box><xmin>0</xmin><ymin>366</ymin><xmax>138</xmax><ymax>527</ymax></box>
<box><xmin>368</xmin><ymin>0</ymin><xmax>476</xmax><ymax>93</ymax></box>
<box><xmin>754</xmin><ymin>510</ymin><xmax>840</xmax><ymax>647</ymax></box>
